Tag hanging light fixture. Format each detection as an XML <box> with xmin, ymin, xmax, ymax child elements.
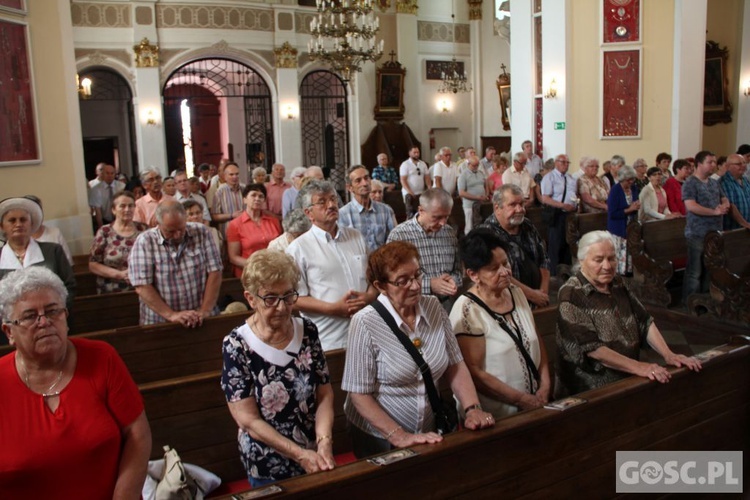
<box><xmin>438</xmin><ymin>1</ymin><xmax>472</xmax><ymax>94</ymax></box>
<box><xmin>76</xmin><ymin>74</ymin><xmax>92</xmax><ymax>98</ymax></box>
<box><xmin>308</xmin><ymin>0</ymin><xmax>385</xmax><ymax>82</ymax></box>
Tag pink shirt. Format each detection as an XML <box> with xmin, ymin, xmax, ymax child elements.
<box><xmin>226</xmin><ymin>212</ymin><xmax>282</xmax><ymax>277</ymax></box>
<box><xmin>264</xmin><ymin>180</ymin><xmax>291</xmax><ymax>216</ymax></box>
<box><xmin>134</xmin><ymin>193</ymin><xmax>175</xmax><ymax>227</ymax></box>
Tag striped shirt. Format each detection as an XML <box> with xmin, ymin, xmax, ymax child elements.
<box><xmin>342</xmin><ymin>294</ymin><xmax>463</xmax><ymax>436</ymax></box>
<box><xmin>128</xmin><ymin>222</ymin><xmax>223</xmax><ymax>325</ymax></box>
<box><xmin>387</xmin><ymin>217</ymin><xmax>463</xmax><ymax>296</ymax></box>
<box><xmin>720</xmin><ymin>174</ymin><xmax>750</xmax><ymax>230</ymax></box>
<box><xmin>338</xmin><ymin>199</ymin><xmax>397</xmax><ymax>253</ymax></box>
<box><xmin>212</xmin><ymin>183</ymin><xmax>245</xmax><ymax>234</ymax></box>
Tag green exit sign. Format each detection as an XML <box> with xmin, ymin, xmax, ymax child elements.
<box><xmin>554</xmin><ymin>122</ymin><xmax>566</xmax><ymax>130</ymax></box>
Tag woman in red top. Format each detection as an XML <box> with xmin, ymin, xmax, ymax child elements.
<box><xmin>0</xmin><ymin>267</ymin><xmax>151</xmax><ymax>499</ymax></box>
<box><xmin>227</xmin><ymin>184</ymin><xmax>283</xmax><ymax>278</ymax></box>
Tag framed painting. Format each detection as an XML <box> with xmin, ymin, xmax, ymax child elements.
<box><xmin>496</xmin><ymin>64</ymin><xmax>511</xmax><ymax>131</ymax></box>
<box><xmin>425</xmin><ymin>60</ymin><xmax>465</xmax><ymax>81</ymax></box>
<box><xmin>374</xmin><ymin>57</ymin><xmax>406</xmax><ymax>120</ymax></box>
<box><xmin>0</xmin><ymin>17</ymin><xmax>41</xmax><ymax>165</ymax></box>
<box><xmin>601</xmin><ymin>48</ymin><xmax>641</xmax><ymax>138</ymax></box>
<box><xmin>601</xmin><ymin>0</ymin><xmax>641</xmax><ymax>44</ymax></box>
<box><xmin>703</xmin><ymin>41</ymin><xmax>732</xmax><ymax>126</ymax></box>
<box><xmin>0</xmin><ymin>0</ymin><xmax>25</xmax><ymax>15</ymax></box>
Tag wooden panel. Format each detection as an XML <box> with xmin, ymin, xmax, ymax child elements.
<box><xmin>565</xmin><ymin>212</ymin><xmax>608</xmax><ymax>259</ymax></box>
<box><xmin>74</xmin><ymin>271</ymin><xmax>97</xmax><ymax>296</ymax></box>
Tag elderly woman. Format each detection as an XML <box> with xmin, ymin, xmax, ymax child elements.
<box><xmin>0</xmin><ymin>267</ymin><xmax>151</xmax><ymax>497</ymax></box>
<box><xmin>268</xmin><ymin>208</ymin><xmax>311</xmax><ymax>253</ymax></box>
<box><xmin>342</xmin><ymin>241</ymin><xmax>495</xmax><ymax>459</ymax></box>
<box><xmin>370</xmin><ymin>179</ymin><xmax>385</xmax><ymax>203</ymax></box>
<box><xmin>450</xmin><ymin>228</ymin><xmax>551</xmax><ymax>418</ymax></box>
<box><xmin>252</xmin><ymin>167</ymin><xmax>268</xmax><ymax>185</ymax></box>
<box><xmin>555</xmin><ymin>231</ymin><xmax>701</xmax><ymax>397</ymax></box>
<box><xmin>25</xmin><ymin>195</ymin><xmax>73</xmax><ymax>265</ymax></box>
<box><xmin>633</xmin><ymin>158</ymin><xmax>649</xmax><ymax>190</ymax></box>
<box><xmin>0</xmin><ymin>197</ymin><xmax>75</xmax><ymax>314</ymax></box>
<box><xmin>89</xmin><ymin>191</ymin><xmax>148</xmax><ymax>294</ymax></box>
<box><xmin>577</xmin><ymin>157</ymin><xmax>609</xmax><ymax>213</ymax></box>
<box><xmin>221</xmin><ymin>250</ymin><xmax>335</xmax><ymax>487</ymax></box>
<box><xmin>227</xmin><ymin>184</ymin><xmax>282</xmax><ymax>278</ymax></box>
<box><xmin>607</xmin><ymin>164</ymin><xmax>641</xmax><ymax>275</ymax></box>
<box><xmin>639</xmin><ymin>167</ymin><xmax>680</xmax><ymax>222</ymax></box>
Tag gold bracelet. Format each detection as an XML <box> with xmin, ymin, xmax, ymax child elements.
<box><xmin>385</xmin><ymin>425</ymin><xmax>402</xmax><ymax>440</ymax></box>
<box><xmin>316</xmin><ymin>435</ymin><xmax>332</xmax><ymax>444</ymax></box>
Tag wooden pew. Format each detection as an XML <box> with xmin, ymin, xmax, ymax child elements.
<box><xmin>383</xmin><ymin>190</ymin><xmax>406</xmax><ymax>223</ymax></box>
<box><xmin>74</xmin><ymin>270</ymin><xmax>97</xmax><ymax>296</ymax></box>
<box><xmin>70</xmin><ymin>278</ymin><xmax>245</xmax><ymax>334</ymax></box>
<box><xmin>72</xmin><ymin>253</ymin><xmax>89</xmax><ymax>273</ymax></box>
<box><xmin>526</xmin><ymin>206</ymin><xmax>548</xmax><ymax>245</ymax></box>
<box><xmin>627</xmin><ymin>218</ymin><xmax>687</xmax><ymax>307</ymax></box>
<box><xmin>565</xmin><ymin>211</ymin><xmax>608</xmax><ymax>260</ymax></box>
<box><xmin>221</xmin><ymin>336</ymin><xmax>750</xmax><ymax>499</ymax></box>
<box><xmin>688</xmin><ymin>228</ymin><xmax>750</xmax><ymax>324</ymax></box>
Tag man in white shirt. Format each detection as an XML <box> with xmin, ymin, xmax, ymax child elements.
<box><xmin>502</xmin><ymin>152</ymin><xmax>537</xmax><ymax>208</ymax></box>
<box><xmin>286</xmin><ymin>180</ymin><xmax>376</xmax><ymax>350</ymax></box>
<box><xmin>480</xmin><ymin>146</ymin><xmax>496</xmax><ymax>176</ymax></box>
<box><xmin>173</xmin><ymin>170</ymin><xmax>211</xmax><ymax>223</ymax></box>
<box><xmin>432</xmin><ymin>146</ymin><xmax>459</xmax><ymax>196</ymax></box>
<box><xmin>522</xmin><ymin>140</ymin><xmax>543</xmax><ymax>178</ymax></box>
<box><xmin>399</xmin><ymin>146</ymin><xmax>428</xmax><ymax>219</ymax></box>
<box><xmin>88</xmin><ymin>163</ymin><xmax>125</xmax><ymax>228</ymax></box>
<box><xmin>88</xmin><ymin>162</ymin><xmax>106</xmax><ymax>188</ymax></box>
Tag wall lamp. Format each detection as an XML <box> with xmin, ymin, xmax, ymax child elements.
<box><xmin>744</xmin><ymin>80</ymin><xmax>750</xmax><ymax>97</ymax></box>
<box><xmin>544</xmin><ymin>77</ymin><xmax>557</xmax><ymax>99</ymax></box>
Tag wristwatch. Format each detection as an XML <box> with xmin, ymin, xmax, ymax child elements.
<box><xmin>464</xmin><ymin>403</ymin><xmax>483</xmax><ymax>414</ymax></box>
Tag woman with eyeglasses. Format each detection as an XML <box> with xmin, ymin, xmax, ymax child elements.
<box><xmin>342</xmin><ymin>241</ymin><xmax>495</xmax><ymax>459</ymax></box>
<box><xmin>221</xmin><ymin>250</ymin><xmax>335</xmax><ymax>488</ymax></box>
<box><xmin>0</xmin><ymin>267</ymin><xmax>151</xmax><ymax>498</ymax></box>
<box><xmin>450</xmin><ymin>228</ymin><xmax>550</xmax><ymax>419</ymax></box>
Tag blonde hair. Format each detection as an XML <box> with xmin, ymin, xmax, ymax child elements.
<box><xmin>241</xmin><ymin>250</ymin><xmax>301</xmax><ymax>296</ymax></box>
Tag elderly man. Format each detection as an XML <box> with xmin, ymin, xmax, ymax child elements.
<box><xmin>339</xmin><ymin>165</ymin><xmax>396</xmax><ymax>252</ymax></box>
<box><xmin>281</xmin><ymin>166</ymin><xmax>307</xmax><ymax>217</ymax></box>
<box><xmin>128</xmin><ymin>200</ymin><xmax>223</xmax><ymax>326</ymax></box>
<box><xmin>432</xmin><ymin>146</ymin><xmax>459</xmax><ymax>196</ymax></box>
<box><xmin>400</xmin><ymin>146</ymin><xmax>428</xmax><ymax>219</ymax></box>
<box><xmin>372</xmin><ymin>153</ymin><xmax>399</xmax><ymax>191</ymax></box>
<box><xmin>480</xmin><ymin>146</ymin><xmax>496</xmax><ymax>176</ymax></box>
<box><xmin>502</xmin><ymin>152</ymin><xmax>536</xmax><ymax>208</ymax></box>
<box><xmin>89</xmin><ymin>163</ymin><xmax>125</xmax><ymax>228</ymax></box>
<box><xmin>682</xmin><ymin>150</ymin><xmax>730</xmax><ymax>304</ymax></box>
<box><xmin>88</xmin><ymin>162</ymin><xmax>106</xmax><ymax>188</ymax></box>
<box><xmin>286</xmin><ymin>180</ymin><xmax>374</xmax><ymax>351</ymax></box>
<box><xmin>458</xmin><ymin>155</ymin><xmax>490</xmax><ymax>234</ymax></box>
<box><xmin>173</xmin><ymin>170</ymin><xmax>210</xmax><ymax>223</ymax></box>
<box><xmin>480</xmin><ymin>184</ymin><xmax>550</xmax><ymax>307</ymax></box>
<box><xmin>387</xmin><ymin>188</ymin><xmax>462</xmax><ymax>301</ymax></box>
<box><xmin>522</xmin><ymin>140</ymin><xmax>543</xmax><ymax>178</ymax></box>
<box><xmin>721</xmin><ymin>154</ymin><xmax>750</xmax><ymax>230</ymax></box>
<box><xmin>264</xmin><ymin>163</ymin><xmax>290</xmax><ymax>217</ymax></box>
<box><xmin>134</xmin><ymin>169</ymin><xmax>175</xmax><ymax>227</ymax></box>
<box><xmin>541</xmin><ymin>154</ymin><xmax>578</xmax><ymax>276</ymax></box>
<box><xmin>211</xmin><ymin>162</ymin><xmax>245</xmax><ymax>234</ymax></box>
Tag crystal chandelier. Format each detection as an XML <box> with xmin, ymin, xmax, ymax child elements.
<box><xmin>308</xmin><ymin>0</ymin><xmax>384</xmax><ymax>82</ymax></box>
<box><xmin>438</xmin><ymin>2</ymin><xmax>472</xmax><ymax>94</ymax></box>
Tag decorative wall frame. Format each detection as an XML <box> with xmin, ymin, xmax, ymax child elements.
<box><xmin>703</xmin><ymin>41</ymin><xmax>732</xmax><ymax>126</ymax></box>
<box><xmin>0</xmin><ymin>17</ymin><xmax>40</xmax><ymax>165</ymax></box>
<box><xmin>601</xmin><ymin>48</ymin><xmax>641</xmax><ymax>138</ymax></box>
<box><xmin>425</xmin><ymin>59</ymin><xmax>465</xmax><ymax>81</ymax></box>
<box><xmin>374</xmin><ymin>53</ymin><xmax>406</xmax><ymax>121</ymax></box>
<box><xmin>496</xmin><ymin>64</ymin><xmax>511</xmax><ymax>131</ymax></box>
<box><xmin>601</xmin><ymin>0</ymin><xmax>641</xmax><ymax>44</ymax></box>
<box><xmin>0</xmin><ymin>0</ymin><xmax>25</xmax><ymax>15</ymax></box>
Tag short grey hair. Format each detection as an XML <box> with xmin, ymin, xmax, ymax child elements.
<box><xmin>610</xmin><ymin>155</ymin><xmax>626</xmax><ymax>168</ymax></box>
<box><xmin>439</xmin><ymin>146</ymin><xmax>452</xmax><ymax>155</ymax></box>
<box><xmin>252</xmin><ymin>167</ymin><xmax>267</xmax><ymax>178</ymax></box>
<box><xmin>513</xmin><ymin>151</ymin><xmax>527</xmax><ymax>163</ymax></box>
<box><xmin>577</xmin><ymin>230</ymin><xmax>616</xmax><ymax>262</ymax></box>
<box><xmin>282</xmin><ymin>208</ymin><xmax>311</xmax><ymax>235</ymax></box>
<box><xmin>419</xmin><ymin>188</ymin><xmax>453</xmax><ymax>211</ymax></box>
<box><xmin>616</xmin><ymin>164</ymin><xmax>637</xmax><ymax>182</ymax></box>
<box><xmin>299</xmin><ymin>180</ymin><xmax>336</xmax><ymax>209</ymax></box>
<box><xmin>290</xmin><ymin>166</ymin><xmax>307</xmax><ymax>178</ymax></box>
<box><xmin>371</xmin><ymin>179</ymin><xmax>384</xmax><ymax>191</ymax></box>
<box><xmin>632</xmin><ymin>158</ymin><xmax>647</xmax><ymax>169</ymax></box>
<box><xmin>492</xmin><ymin>184</ymin><xmax>524</xmax><ymax>206</ymax></box>
<box><xmin>155</xmin><ymin>199</ymin><xmax>187</xmax><ymax>224</ymax></box>
<box><xmin>139</xmin><ymin>168</ymin><xmax>160</xmax><ymax>183</ymax></box>
<box><xmin>305</xmin><ymin>166</ymin><xmax>324</xmax><ymax>178</ymax></box>
<box><xmin>345</xmin><ymin>165</ymin><xmax>368</xmax><ymax>185</ymax></box>
<box><xmin>0</xmin><ymin>267</ymin><xmax>68</xmax><ymax>319</ymax></box>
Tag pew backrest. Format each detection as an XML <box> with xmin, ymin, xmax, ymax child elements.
<box><xmin>565</xmin><ymin>212</ymin><xmax>608</xmax><ymax>259</ymax></box>
<box><xmin>700</xmin><ymin>229</ymin><xmax>750</xmax><ymax>324</ymax></box>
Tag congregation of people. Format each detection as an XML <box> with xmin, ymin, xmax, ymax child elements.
<box><xmin>3</xmin><ymin>141</ymin><xmax>750</xmax><ymax>495</ymax></box>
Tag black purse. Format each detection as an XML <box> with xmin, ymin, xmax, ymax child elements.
<box><xmin>370</xmin><ymin>300</ymin><xmax>458</xmax><ymax>435</ymax></box>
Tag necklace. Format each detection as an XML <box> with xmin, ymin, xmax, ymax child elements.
<box><xmin>17</xmin><ymin>355</ymin><xmax>64</xmax><ymax>398</ymax></box>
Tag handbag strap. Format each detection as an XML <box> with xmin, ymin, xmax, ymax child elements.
<box><xmin>370</xmin><ymin>300</ymin><xmax>444</xmax><ymax>415</ymax></box>
<box><xmin>463</xmin><ymin>292</ymin><xmax>540</xmax><ymax>390</ymax></box>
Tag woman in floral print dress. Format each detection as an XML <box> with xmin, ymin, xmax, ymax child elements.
<box><xmin>221</xmin><ymin>250</ymin><xmax>335</xmax><ymax>487</ymax></box>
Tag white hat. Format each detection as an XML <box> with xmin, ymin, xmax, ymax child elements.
<box><xmin>0</xmin><ymin>197</ymin><xmax>43</xmax><ymax>236</ymax></box>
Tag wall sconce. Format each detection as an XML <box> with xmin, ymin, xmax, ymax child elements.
<box><xmin>146</xmin><ymin>110</ymin><xmax>157</xmax><ymax>126</ymax></box>
<box><xmin>544</xmin><ymin>77</ymin><xmax>557</xmax><ymax>99</ymax></box>
<box><xmin>284</xmin><ymin>104</ymin><xmax>298</xmax><ymax>120</ymax></box>
<box><xmin>77</xmin><ymin>74</ymin><xmax>92</xmax><ymax>98</ymax></box>
<box><xmin>744</xmin><ymin>80</ymin><xmax>750</xmax><ymax>97</ymax></box>
<box><xmin>438</xmin><ymin>99</ymin><xmax>450</xmax><ymax>113</ymax></box>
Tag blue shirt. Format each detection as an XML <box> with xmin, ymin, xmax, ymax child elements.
<box><xmin>338</xmin><ymin>199</ymin><xmax>396</xmax><ymax>253</ymax></box>
<box><xmin>720</xmin><ymin>174</ymin><xmax>750</xmax><ymax>230</ymax></box>
<box><xmin>282</xmin><ymin>186</ymin><xmax>299</xmax><ymax>218</ymax></box>
<box><xmin>372</xmin><ymin>165</ymin><xmax>400</xmax><ymax>187</ymax></box>
<box><xmin>541</xmin><ymin>168</ymin><xmax>578</xmax><ymax>205</ymax></box>
<box><xmin>682</xmin><ymin>175</ymin><xmax>726</xmax><ymax>239</ymax></box>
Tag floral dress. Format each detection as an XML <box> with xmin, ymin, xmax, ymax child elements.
<box><xmin>221</xmin><ymin>317</ymin><xmax>330</xmax><ymax>483</ymax></box>
<box><xmin>89</xmin><ymin>222</ymin><xmax>147</xmax><ymax>294</ymax></box>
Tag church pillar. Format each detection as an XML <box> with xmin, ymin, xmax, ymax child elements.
<box><xmin>736</xmin><ymin>0</ymin><xmax>750</xmax><ymax>148</ymax></box>
<box><xmin>541</xmin><ymin>0</ymin><xmax>570</xmax><ymax>158</ymax></box>
<box><xmin>469</xmin><ymin>0</ymin><xmax>482</xmax><ymax>148</ymax></box>
<box><xmin>273</xmin><ymin>41</ymin><xmax>303</xmax><ymax>171</ymax></box>
<box><xmin>670</xmin><ymin>0</ymin><xmax>707</xmax><ymax>158</ymax></box>
<box><xmin>509</xmin><ymin>0</ymin><xmax>535</xmax><ymax>154</ymax></box>
<box><xmin>395</xmin><ymin>1</ymin><xmax>421</xmax><ymax>142</ymax></box>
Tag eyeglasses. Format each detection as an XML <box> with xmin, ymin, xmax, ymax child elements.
<box><xmin>386</xmin><ymin>269</ymin><xmax>425</xmax><ymax>288</ymax></box>
<box><xmin>5</xmin><ymin>307</ymin><xmax>67</xmax><ymax>328</ymax></box>
<box><xmin>416</xmin><ymin>168</ymin><xmax>421</xmax><ymax>175</ymax></box>
<box><xmin>255</xmin><ymin>291</ymin><xmax>299</xmax><ymax>308</ymax></box>
<box><xmin>310</xmin><ymin>196</ymin><xmax>338</xmax><ymax>208</ymax></box>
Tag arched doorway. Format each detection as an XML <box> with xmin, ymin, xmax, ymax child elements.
<box><xmin>78</xmin><ymin>67</ymin><xmax>136</xmax><ymax>181</ymax></box>
<box><xmin>300</xmin><ymin>71</ymin><xmax>349</xmax><ymax>184</ymax></box>
<box><xmin>163</xmin><ymin>58</ymin><xmax>274</xmax><ymax>177</ymax></box>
